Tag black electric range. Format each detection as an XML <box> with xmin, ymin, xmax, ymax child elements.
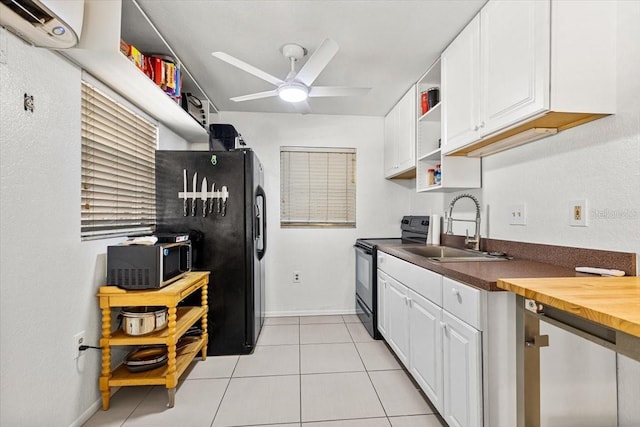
<box><xmin>354</xmin><ymin>216</ymin><xmax>430</xmax><ymax>339</ymax></box>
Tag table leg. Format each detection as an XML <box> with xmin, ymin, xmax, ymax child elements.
<box><xmin>100</xmin><ymin>305</ymin><xmax>112</xmax><ymax>410</ymax></box>
<box><xmin>201</xmin><ymin>282</ymin><xmax>208</xmax><ymax>360</ymax></box>
<box><xmin>516</xmin><ymin>295</ymin><xmax>547</xmax><ymax>427</ymax></box>
<box><xmin>166</xmin><ymin>305</ymin><xmax>178</xmax><ymax>390</ymax></box>
<box><xmin>167</xmin><ymin>387</ymin><xmax>176</xmax><ymax>408</ymax></box>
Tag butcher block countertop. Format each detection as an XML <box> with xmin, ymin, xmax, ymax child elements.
<box><xmin>497</xmin><ymin>276</ymin><xmax>640</xmax><ymax>338</ymax></box>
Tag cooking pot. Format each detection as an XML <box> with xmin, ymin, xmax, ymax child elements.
<box><xmin>120</xmin><ymin>306</ymin><xmax>168</xmax><ymax>336</ymax></box>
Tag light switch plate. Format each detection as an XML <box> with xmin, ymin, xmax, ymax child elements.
<box><xmin>570</xmin><ymin>199</ymin><xmax>588</xmax><ymax>226</ymax></box>
<box><xmin>509</xmin><ymin>204</ymin><xmax>527</xmax><ymax>225</ymax></box>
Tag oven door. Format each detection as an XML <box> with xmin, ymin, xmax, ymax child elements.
<box><xmin>355</xmin><ymin>245</ymin><xmax>373</xmax><ymax>309</ymax></box>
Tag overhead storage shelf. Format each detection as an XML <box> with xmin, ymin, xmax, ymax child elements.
<box><xmin>64</xmin><ymin>0</ymin><xmax>214</xmax><ymax>144</ymax></box>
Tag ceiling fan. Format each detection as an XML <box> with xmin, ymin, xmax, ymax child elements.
<box><xmin>211</xmin><ymin>38</ymin><xmax>371</xmax><ymax>106</ymax></box>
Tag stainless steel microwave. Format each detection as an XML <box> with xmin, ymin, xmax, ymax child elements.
<box><xmin>106</xmin><ymin>242</ymin><xmax>191</xmax><ymax>290</ymax></box>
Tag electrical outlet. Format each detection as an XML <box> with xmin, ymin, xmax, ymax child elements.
<box><xmin>570</xmin><ymin>199</ymin><xmax>588</xmax><ymax>226</ymax></box>
<box><xmin>72</xmin><ymin>331</ymin><xmax>86</xmax><ymax>360</ymax></box>
<box><xmin>292</xmin><ymin>271</ymin><xmax>301</xmax><ymax>283</ymax></box>
<box><xmin>509</xmin><ymin>204</ymin><xmax>527</xmax><ymax>225</ymax></box>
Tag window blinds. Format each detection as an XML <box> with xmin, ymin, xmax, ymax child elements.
<box><xmin>280</xmin><ymin>147</ymin><xmax>356</xmax><ymax>227</ymax></box>
<box><xmin>81</xmin><ymin>81</ymin><xmax>157</xmax><ymax>240</ymax></box>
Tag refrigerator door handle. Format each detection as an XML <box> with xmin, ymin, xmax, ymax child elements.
<box><xmin>256</xmin><ymin>186</ymin><xmax>267</xmax><ymax>260</ymax></box>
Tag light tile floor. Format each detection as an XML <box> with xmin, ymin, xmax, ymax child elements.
<box><xmin>84</xmin><ymin>315</ymin><xmax>447</xmax><ymax>427</ymax></box>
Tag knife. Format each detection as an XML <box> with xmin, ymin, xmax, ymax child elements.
<box><xmin>200</xmin><ymin>177</ymin><xmax>208</xmax><ymax>217</ymax></box>
<box><xmin>209</xmin><ymin>182</ymin><xmax>215</xmax><ymax>214</ymax></box>
<box><xmin>182</xmin><ymin>169</ymin><xmax>188</xmax><ymax>216</ymax></box>
<box><xmin>191</xmin><ymin>171</ymin><xmax>198</xmax><ymax>216</ymax></box>
<box><xmin>216</xmin><ymin>185</ymin><xmax>222</xmax><ymax>213</ymax></box>
<box><xmin>221</xmin><ymin>185</ymin><xmax>229</xmax><ymax>217</ymax></box>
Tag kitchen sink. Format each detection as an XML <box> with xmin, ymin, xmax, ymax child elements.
<box><xmin>401</xmin><ymin>246</ymin><xmax>511</xmax><ymax>262</ymax></box>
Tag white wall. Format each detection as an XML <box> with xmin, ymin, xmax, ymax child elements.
<box><xmin>0</xmin><ymin>29</ymin><xmax>191</xmax><ymax>426</ymax></box>
<box><xmin>215</xmin><ymin>111</ymin><xmax>432</xmax><ymax>315</ymax></box>
<box><xmin>427</xmin><ymin>2</ymin><xmax>640</xmax><ymax>424</ymax></box>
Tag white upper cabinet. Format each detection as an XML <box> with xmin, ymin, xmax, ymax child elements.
<box><xmin>442</xmin><ymin>0</ymin><xmax>616</xmax><ymax>157</ymax></box>
<box><xmin>384</xmin><ymin>86</ymin><xmax>416</xmax><ymax>179</ymax></box>
<box><xmin>64</xmin><ymin>0</ymin><xmax>212</xmax><ymax>143</ymax></box>
<box><xmin>441</xmin><ymin>15</ymin><xmax>481</xmax><ymax>152</ymax></box>
<box><xmin>480</xmin><ymin>0</ymin><xmax>550</xmax><ymax>137</ymax></box>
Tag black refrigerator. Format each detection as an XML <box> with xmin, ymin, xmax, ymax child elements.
<box><xmin>155</xmin><ymin>149</ymin><xmax>266</xmax><ymax>355</ymax></box>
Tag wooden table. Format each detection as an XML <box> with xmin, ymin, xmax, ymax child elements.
<box><xmin>97</xmin><ymin>271</ymin><xmax>209</xmax><ymax>410</ymax></box>
<box><xmin>497</xmin><ymin>276</ymin><xmax>640</xmax><ymax>427</ymax></box>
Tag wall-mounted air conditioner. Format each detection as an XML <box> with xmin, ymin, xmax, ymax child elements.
<box><xmin>0</xmin><ymin>0</ymin><xmax>84</xmax><ymax>49</ymax></box>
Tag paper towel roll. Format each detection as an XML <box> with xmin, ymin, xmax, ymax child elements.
<box><xmin>431</xmin><ymin>214</ymin><xmax>441</xmax><ymax>245</ymax></box>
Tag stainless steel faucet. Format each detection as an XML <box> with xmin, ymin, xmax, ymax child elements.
<box><xmin>445</xmin><ymin>193</ymin><xmax>481</xmax><ymax>251</ymax></box>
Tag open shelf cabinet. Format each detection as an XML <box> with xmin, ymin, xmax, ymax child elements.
<box><xmin>415</xmin><ymin>58</ymin><xmax>480</xmax><ymax>192</ymax></box>
<box><xmin>63</xmin><ymin>0</ymin><xmax>214</xmax><ymax>144</ymax></box>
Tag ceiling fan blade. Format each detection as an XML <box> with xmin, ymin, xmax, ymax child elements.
<box><xmin>230</xmin><ymin>90</ymin><xmax>278</xmax><ymax>102</ymax></box>
<box><xmin>212</xmin><ymin>52</ymin><xmax>284</xmax><ymax>86</ymax></box>
<box><xmin>295</xmin><ymin>38</ymin><xmax>339</xmax><ymax>86</ymax></box>
<box><xmin>308</xmin><ymin>86</ymin><xmax>371</xmax><ymax>97</ymax></box>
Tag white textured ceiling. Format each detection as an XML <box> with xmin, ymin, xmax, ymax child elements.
<box><xmin>134</xmin><ymin>0</ymin><xmax>486</xmax><ymax>116</ymax></box>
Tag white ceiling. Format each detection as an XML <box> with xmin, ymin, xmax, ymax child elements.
<box><xmin>134</xmin><ymin>0</ymin><xmax>486</xmax><ymax>117</ymax></box>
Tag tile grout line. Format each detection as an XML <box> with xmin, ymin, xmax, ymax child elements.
<box><xmin>208</xmin><ymin>356</ymin><xmax>240</xmax><ymax>427</ymax></box>
<box><xmin>351</xmin><ymin>330</ymin><xmax>391</xmax><ymax>422</ymax></box>
<box><xmin>120</xmin><ymin>385</ymin><xmax>154</xmax><ymax>427</ymax></box>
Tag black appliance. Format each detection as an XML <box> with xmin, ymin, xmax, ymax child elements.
<box><xmin>209</xmin><ymin>124</ymin><xmax>245</xmax><ymax>151</ymax></box>
<box><xmin>106</xmin><ymin>241</ymin><xmax>191</xmax><ymax>290</ymax></box>
<box><xmin>155</xmin><ymin>149</ymin><xmax>266</xmax><ymax>355</ymax></box>
<box><xmin>354</xmin><ymin>216</ymin><xmax>430</xmax><ymax>339</ymax></box>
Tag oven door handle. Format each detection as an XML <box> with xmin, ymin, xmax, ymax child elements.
<box><xmin>353</xmin><ymin>245</ymin><xmax>373</xmax><ymax>255</ymax></box>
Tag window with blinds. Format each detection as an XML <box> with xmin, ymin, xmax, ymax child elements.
<box><xmin>81</xmin><ymin>81</ymin><xmax>158</xmax><ymax>240</ymax></box>
<box><xmin>280</xmin><ymin>146</ymin><xmax>356</xmax><ymax>227</ymax></box>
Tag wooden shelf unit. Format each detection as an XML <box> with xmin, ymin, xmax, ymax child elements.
<box><xmin>97</xmin><ymin>271</ymin><xmax>210</xmax><ymax>410</ymax></box>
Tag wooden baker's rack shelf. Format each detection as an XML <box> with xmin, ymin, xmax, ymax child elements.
<box><xmin>97</xmin><ymin>271</ymin><xmax>210</xmax><ymax>410</ymax></box>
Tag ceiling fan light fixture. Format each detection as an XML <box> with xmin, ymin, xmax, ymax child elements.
<box><xmin>278</xmin><ymin>82</ymin><xmax>309</xmax><ymax>103</ymax></box>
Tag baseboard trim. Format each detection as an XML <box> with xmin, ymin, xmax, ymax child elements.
<box><xmin>265</xmin><ymin>309</ymin><xmax>357</xmax><ymax>317</ymax></box>
<box><xmin>68</xmin><ymin>387</ymin><xmax>121</xmax><ymax>427</ymax></box>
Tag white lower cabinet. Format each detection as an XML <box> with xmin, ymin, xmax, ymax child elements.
<box><xmin>407</xmin><ymin>288</ymin><xmax>443</xmax><ymax>412</ymax></box>
<box><xmin>386</xmin><ymin>276</ymin><xmax>410</xmax><ymax>365</ymax></box>
<box><xmin>377</xmin><ymin>252</ymin><xmax>486</xmax><ymax>427</ymax></box>
<box><xmin>443</xmin><ymin>310</ymin><xmax>483</xmax><ymax>427</ymax></box>
<box><xmin>376</xmin><ymin>270</ymin><xmax>389</xmax><ymax>338</ymax></box>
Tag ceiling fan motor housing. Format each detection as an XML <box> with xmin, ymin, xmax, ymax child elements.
<box><xmin>281</xmin><ymin>44</ymin><xmax>307</xmax><ymax>61</ymax></box>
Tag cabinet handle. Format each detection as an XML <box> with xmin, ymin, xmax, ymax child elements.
<box><xmin>480</xmin><ymin>121</ymin><xmax>485</xmax><ymax>128</ymax></box>
<box><xmin>440</xmin><ymin>321</ymin><xmax>447</xmax><ymax>331</ymax></box>
<box><xmin>407</xmin><ymin>298</ymin><xmax>412</xmax><ymax>307</ymax></box>
<box><xmin>451</xmin><ymin>288</ymin><xmax>460</xmax><ymax>297</ymax></box>
<box><xmin>474</xmin><ymin>125</ymin><xmax>479</xmax><ymax>131</ymax></box>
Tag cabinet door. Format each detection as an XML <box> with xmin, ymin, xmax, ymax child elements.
<box><xmin>377</xmin><ymin>270</ymin><xmax>389</xmax><ymax>338</ymax></box>
<box><xmin>395</xmin><ymin>87</ymin><xmax>416</xmax><ymax>173</ymax></box>
<box><xmin>383</xmin><ymin>108</ymin><xmax>397</xmax><ymax>177</ymax></box>
<box><xmin>480</xmin><ymin>0</ymin><xmax>550</xmax><ymax>135</ymax></box>
<box><xmin>408</xmin><ymin>290</ymin><xmax>443</xmax><ymax>413</ymax></box>
<box><xmin>442</xmin><ymin>15</ymin><xmax>481</xmax><ymax>154</ymax></box>
<box><xmin>443</xmin><ymin>311</ymin><xmax>482</xmax><ymax>427</ymax></box>
<box><xmin>387</xmin><ymin>276</ymin><xmax>410</xmax><ymax>366</ymax></box>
